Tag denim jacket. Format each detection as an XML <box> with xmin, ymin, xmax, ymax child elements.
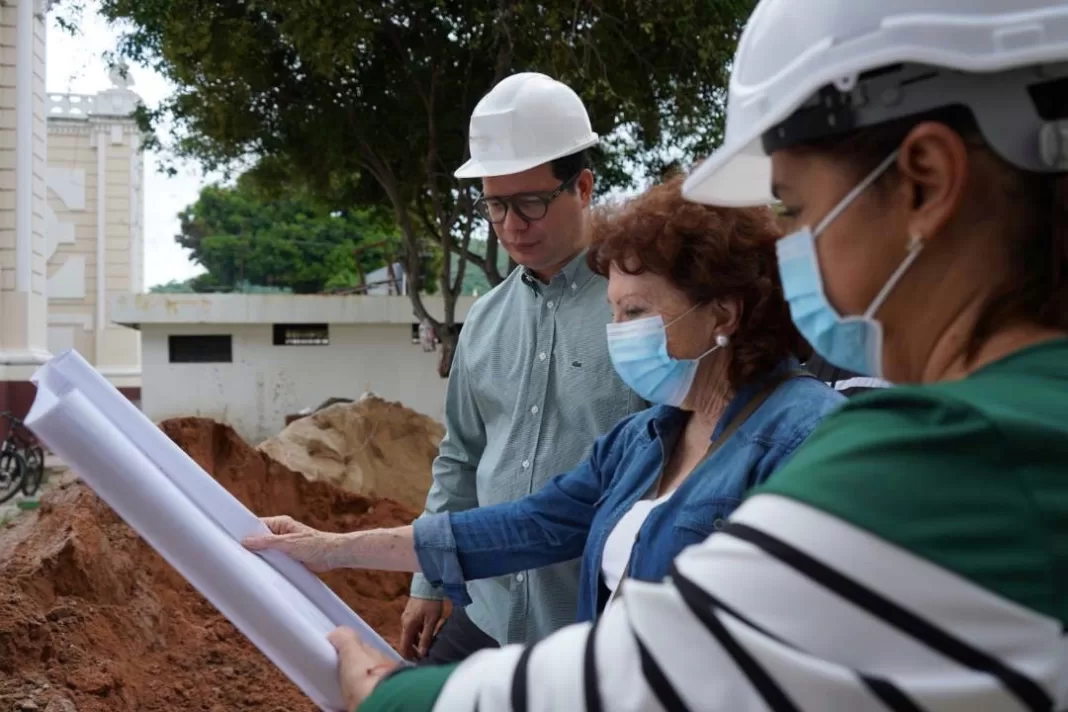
<box><xmin>414</xmin><ymin>359</ymin><xmax>845</xmax><ymax>624</ymax></box>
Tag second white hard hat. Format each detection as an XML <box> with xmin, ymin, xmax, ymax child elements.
<box><xmin>454</xmin><ymin>72</ymin><xmax>600</xmax><ymax>179</ymax></box>
<box><xmin>683</xmin><ymin>0</ymin><xmax>1068</xmax><ymax>207</ymax></box>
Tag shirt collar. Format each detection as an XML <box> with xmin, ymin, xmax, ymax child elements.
<box><xmin>710</xmin><ymin>356</ymin><xmax>801</xmax><ymax>441</ymax></box>
<box><xmin>645</xmin><ymin>405</ymin><xmax>687</xmax><ymax>442</ymax></box>
<box><xmin>644</xmin><ymin>356</ymin><xmax>802</xmax><ymax>442</ymax></box>
<box><xmin>520</xmin><ymin>249</ymin><xmax>596</xmax><ymax>295</ymax></box>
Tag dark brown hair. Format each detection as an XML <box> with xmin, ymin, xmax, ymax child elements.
<box><xmin>587</xmin><ymin>173</ymin><xmax>809</xmax><ymax>389</ymax></box>
<box><xmin>805</xmin><ymin>105</ymin><xmax>1068</xmax><ymax>355</ymax></box>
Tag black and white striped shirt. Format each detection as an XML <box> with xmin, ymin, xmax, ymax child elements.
<box><xmin>362</xmin><ymin>340</ymin><xmax>1068</xmax><ymax>712</ymax></box>
<box><xmin>802</xmin><ymin>355</ymin><xmax>891</xmax><ymax>397</ymax></box>
<box><xmin>430</xmin><ymin>494</ymin><xmax>1067</xmax><ymax>711</ymax></box>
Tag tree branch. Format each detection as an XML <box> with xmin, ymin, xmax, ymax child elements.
<box><xmin>360</xmin><ymin>141</ymin><xmax>440</xmax><ymax>331</ymax></box>
<box><xmin>413</xmin><ymin>195</ymin><xmax>488</xmax><ymax>272</ymax></box>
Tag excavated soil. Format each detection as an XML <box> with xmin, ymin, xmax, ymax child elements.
<box><xmin>0</xmin><ymin>417</ymin><xmax>420</xmax><ymax>711</ymax></box>
<box><xmin>259</xmin><ymin>395</ymin><xmax>445</xmax><ymax>512</ymax></box>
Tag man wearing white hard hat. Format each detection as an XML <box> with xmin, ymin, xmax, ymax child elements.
<box><xmin>399</xmin><ymin>72</ymin><xmax>644</xmax><ymax>666</ymax></box>
<box><xmin>323</xmin><ymin>1</ymin><xmax>1068</xmax><ymax>710</ymax></box>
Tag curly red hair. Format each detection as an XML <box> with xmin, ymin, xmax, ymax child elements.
<box><xmin>587</xmin><ymin>173</ymin><xmax>809</xmax><ymax>389</ymax></box>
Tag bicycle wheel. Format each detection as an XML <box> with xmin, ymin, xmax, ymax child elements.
<box><xmin>0</xmin><ymin>449</ymin><xmax>25</xmax><ymax>504</ymax></box>
<box><xmin>21</xmin><ymin>445</ymin><xmax>44</xmax><ymax>496</ymax></box>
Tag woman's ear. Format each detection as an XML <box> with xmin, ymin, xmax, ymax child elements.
<box><xmin>707</xmin><ymin>299</ymin><xmax>742</xmax><ymax>338</ymax></box>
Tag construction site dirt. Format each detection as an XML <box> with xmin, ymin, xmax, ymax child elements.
<box><xmin>0</xmin><ymin>417</ymin><xmax>422</xmax><ymax>711</ymax></box>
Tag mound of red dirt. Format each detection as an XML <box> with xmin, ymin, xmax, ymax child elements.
<box><xmin>0</xmin><ymin>417</ymin><xmax>419</xmax><ymax>711</ymax></box>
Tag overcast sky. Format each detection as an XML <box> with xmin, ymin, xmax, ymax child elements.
<box><xmin>47</xmin><ymin>5</ymin><xmax>209</xmax><ymax>288</ymax></box>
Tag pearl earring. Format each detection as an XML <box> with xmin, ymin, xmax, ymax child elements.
<box><xmin>715</xmin><ymin>334</ymin><xmax>730</xmax><ymax>347</ymax></box>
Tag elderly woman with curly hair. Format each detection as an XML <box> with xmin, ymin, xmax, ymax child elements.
<box><xmin>245</xmin><ymin>174</ymin><xmax>844</xmax><ymax>643</ymax></box>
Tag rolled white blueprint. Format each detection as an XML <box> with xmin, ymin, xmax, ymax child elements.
<box><xmin>26</xmin><ymin>349</ymin><xmax>400</xmax><ymax>712</ymax></box>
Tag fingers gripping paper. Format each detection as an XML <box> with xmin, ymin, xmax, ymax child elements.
<box><xmin>25</xmin><ymin>350</ymin><xmax>399</xmax><ymax>712</ymax></box>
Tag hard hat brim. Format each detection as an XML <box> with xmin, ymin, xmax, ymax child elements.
<box><xmin>454</xmin><ymin>157</ymin><xmax>544</xmax><ymax>179</ymax></box>
<box><xmin>453</xmin><ymin>135</ymin><xmax>600</xmax><ymax>179</ymax></box>
<box><xmin>682</xmin><ymin>137</ymin><xmax>775</xmax><ymax>207</ymax></box>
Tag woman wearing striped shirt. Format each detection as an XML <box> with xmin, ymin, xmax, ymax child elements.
<box><xmin>305</xmin><ymin>2</ymin><xmax>1068</xmax><ymax>710</ymax></box>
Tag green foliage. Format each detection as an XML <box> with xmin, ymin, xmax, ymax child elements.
<box><xmin>176</xmin><ymin>176</ymin><xmax>404</xmax><ymax>294</ymax></box>
<box><xmin>455</xmin><ymin>239</ymin><xmax>513</xmax><ymax>296</ymax></box>
<box><xmin>99</xmin><ymin>0</ymin><xmax>753</xmax><ymax>373</ymax></box>
<box><xmin>149</xmin><ymin>278</ymin><xmax>198</xmax><ymax>293</ymax></box>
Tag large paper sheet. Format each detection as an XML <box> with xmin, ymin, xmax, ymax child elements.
<box><xmin>26</xmin><ymin>349</ymin><xmax>399</xmax><ymax>712</ymax></box>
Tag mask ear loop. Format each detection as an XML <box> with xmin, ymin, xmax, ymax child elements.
<box><xmin>863</xmin><ymin>231</ymin><xmax>925</xmax><ymax>319</ymax></box>
<box><xmin>665</xmin><ymin>303</ymin><xmax>731</xmax><ymax>361</ymax></box>
<box><xmin>663</xmin><ymin>302</ymin><xmax>702</xmax><ymax>329</ymax></box>
<box><xmin>813</xmin><ymin>151</ymin><xmax>900</xmax><ymax>237</ymax></box>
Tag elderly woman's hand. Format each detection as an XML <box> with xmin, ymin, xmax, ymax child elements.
<box><xmin>328</xmin><ymin>627</ymin><xmax>399</xmax><ymax>711</ymax></box>
<box><xmin>242</xmin><ymin>515</ymin><xmax>349</xmax><ymax>573</ymax></box>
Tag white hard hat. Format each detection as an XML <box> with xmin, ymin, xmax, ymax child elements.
<box><xmin>683</xmin><ymin>0</ymin><xmax>1068</xmax><ymax>207</ymax></box>
<box><xmin>454</xmin><ymin>72</ymin><xmax>599</xmax><ymax>179</ymax></box>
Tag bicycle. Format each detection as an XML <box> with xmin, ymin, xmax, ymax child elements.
<box><xmin>0</xmin><ymin>412</ymin><xmax>45</xmax><ymax>503</ymax></box>
<box><xmin>0</xmin><ymin>436</ymin><xmax>26</xmax><ymax>504</ymax></box>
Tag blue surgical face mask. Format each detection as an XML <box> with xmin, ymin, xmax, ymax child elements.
<box><xmin>776</xmin><ymin>150</ymin><xmax>924</xmax><ymax>379</ymax></box>
<box><xmin>605</xmin><ymin>304</ymin><xmax>727</xmax><ymax>406</ymax></box>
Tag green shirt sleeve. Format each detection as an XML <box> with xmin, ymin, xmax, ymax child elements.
<box><xmin>757</xmin><ymin>386</ymin><xmax>1058</xmax><ymax>621</ymax></box>
<box><xmin>358</xmin><ymin>664</ymin><xmax>459</xmax><ymax>712</ymax></box>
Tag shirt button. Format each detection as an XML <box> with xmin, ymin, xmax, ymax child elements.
<box><xmin>531</xmin><ymin>405</ymin><xmax>539</xmax><ymax>415</ymax></box>
<box><xmin>571</xmin><ymin>282</ymin><xmax>577</xmax><ymax>290</ymax></box>
<box><xmin>546</xmin><ymin>300</ymin><xmax>554</xmax><ymax>309</ymax></box>
<box><xmin>522</xmin><ymin>459</ymin><xmax>530</xmax><ymax>469</ymax></box>
<box><xmin>516</xmin><ymin>573</ymin><xmax>525</xmax><ymax>582</ymax></box>
<box><xmin>538</xmin><ymin>352</ymin><xmax>546</xmax><ymax>361</ymax></box>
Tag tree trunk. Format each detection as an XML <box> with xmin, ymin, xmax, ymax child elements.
<box><xmin>484</xmin><ymin>224</ymin><xmax>504</xmax><ymax>286</ymax></box>
<box><xmin>436</xmin><ymin>326</ymin><xmax>458</xmax><ymax>378</ymax></box>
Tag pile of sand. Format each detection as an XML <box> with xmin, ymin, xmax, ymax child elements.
<box><xmin>259</xmin><ymin>395</ymin><xmax>445</xmax><ymax>512</ymax></box>
<box><xmin>0</xmin><ymin>417</ymin><xmax>419</xmax><ymax>711</ymax></box>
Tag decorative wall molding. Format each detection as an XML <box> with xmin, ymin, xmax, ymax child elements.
<box><xmin>44</xmin><ymin>203</ymin><xmax>75</xmax><ymax>261</ymax></box>
<box><xmin>47</xmin><ymin>256</ymin><xmax>86</xmax><ymax>299</ymax></box>
<box><xmin>47</xmin><ymin>166</ymin><xmax>86</xmax><ymax>210</ymax></box>
<box><xmin>45</xmin><ymin>165</ymin><xmax>85</xmax><ymax>261</ymax></box>
<box><xmin>15</xmin><ymin>0</ymin><xmax>35</xmax><ymax>295</ymax></box>
<box><xmin>129</xmin><ymin>133</ymin><xmax>143</xmax><ymax>292</ymax></box>
<box><xmin>47</xmin><ymin>312</ymin><xmax>93</xmax><ymax>330</ymax></box>
<box><xmin>47</xmin><ymin>89</ymin><xmax>141</xmax><ymax>121</ymax></box>
<box><xmin>95</xmin><ymin>130</ymin><xmax>106</xmax><ymax>363</ymax></box>
<box><xmin>97</xmin><ymin>366</ymin><xmax>142</xmax><ymax>378</ymax></box>
<box><xmin>47</xmin><ymin>325</ymin><xmax>75</xmax><ymax>355</ymax></box>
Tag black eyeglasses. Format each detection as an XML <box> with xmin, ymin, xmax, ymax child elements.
<box><xmin>474</xmin><ymin>173</ymin><xmax>580</xmax><ymax>224</ymax></box>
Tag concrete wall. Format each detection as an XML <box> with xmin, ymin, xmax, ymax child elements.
<box><xmin>140</xmin><ymin>322</ymin><xmax>449</xmax><ymax>443</ymax></box>
<box><xmin>111</xmin><ymin>293</ymin><xmax>476</xmax><ymax>327</ymax></box>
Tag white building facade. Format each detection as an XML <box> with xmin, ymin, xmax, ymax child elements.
<box><xmin>0</xmin><ymin>0</ymin><xmax>50</xmax><ymax>418</ymax></box>
<box><xmin>110</xmin><ymin>293</ymin><xmax>472</xmax><ymax>442</ymax></box>
<box><xmin>46</xmin><ymin>81</ymin><xmax>144</xmax><ymax>401</ymax></box>
<box><xmin>0</xmin><ymin>1</ymin><xmax>145</xmax><ymax>417</ymax></box>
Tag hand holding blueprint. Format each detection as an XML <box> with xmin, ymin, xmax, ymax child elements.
<box><xmin>26</xmin><ymin>349</ymin><xmax>399</xmax><ymax>712</ymax></box>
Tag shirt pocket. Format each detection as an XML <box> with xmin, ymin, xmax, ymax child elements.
<box><xmin>673</xmin><ymin>496</ymin><xmax>742</xmax><ymax>539</ymax></box>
